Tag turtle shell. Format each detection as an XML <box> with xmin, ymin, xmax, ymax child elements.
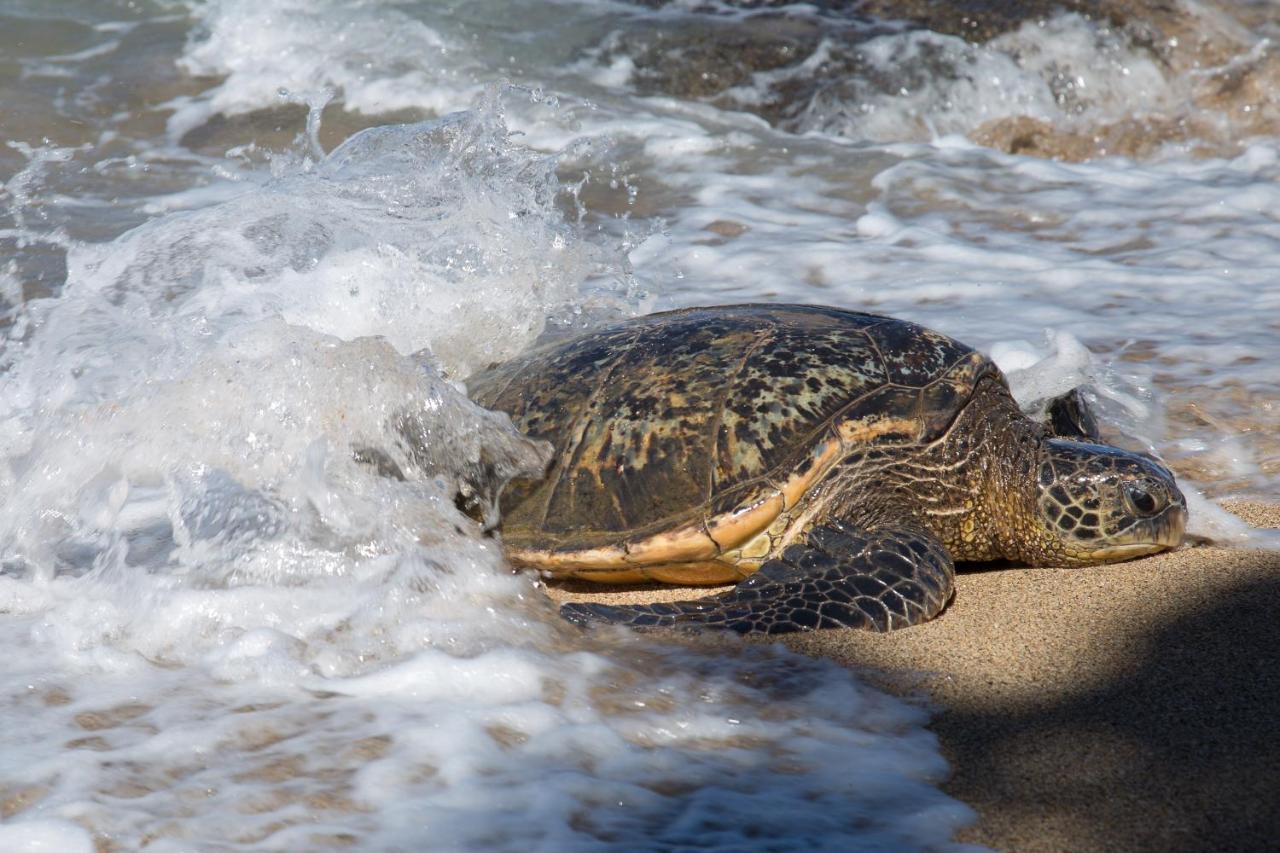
<box><xmin>468</xmin><ymin>304</ymin><xmax>995</xmax><ymax>583</ymax></box>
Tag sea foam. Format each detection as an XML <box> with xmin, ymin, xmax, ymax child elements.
<box><xmin>0</xmin><ymin>97</ymin><xmax>974</xmax><ymax>849</ymax></box>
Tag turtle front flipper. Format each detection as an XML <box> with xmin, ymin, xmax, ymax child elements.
<box><xmin>1042</xmin><ymin>386</ymin><xmax>1101</xmax><ymax>442</ymax></box>
<box><xmin>560</xmin><ymin>521</ymin><xmax>955</xmax><ymax>634</ymax></box>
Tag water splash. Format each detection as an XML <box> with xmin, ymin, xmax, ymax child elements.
<box><xmin>0</xmin><ymin>94</ymin><xmax>973</xmax><ymax>849</ymax></box>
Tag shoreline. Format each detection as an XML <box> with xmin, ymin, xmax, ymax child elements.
<box><xmin>548</xmin><ymin>501</ymin><xmax>1280</xmax><ymax>850</ymax></box>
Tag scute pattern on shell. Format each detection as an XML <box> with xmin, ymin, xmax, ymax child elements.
<box><xmin>549</xmin><ymin>314</ymin><xmax>758</xmax><ymax>533</ymax></box>
<box><xmin>466</xmin><ymin>322</ymin><xmax>642</xmax><ymax>520</ymax></box>
<box><xmin>714</xmin><ymin>317</ymin><xmax>887</xmax><ymax>492</ymax></box>
<box><xmin>864</xmin><ymin>321</ymin><xmax>975</xmax><ymax>387</ymax></box>
<box><xmin>467</xmin><ymin>304</ymin><xmax>986</xmax><ymax>552</ymax></box>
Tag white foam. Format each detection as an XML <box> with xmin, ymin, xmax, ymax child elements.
<box><xmin>649</xmin><ymin>12</ymin><xmax>1176</xmax><ymax>145</ymax></box>
<box><xmin>0</xmin><ymin>821</ymin><xmax>94</xmax><ymax>853</ymax></box>
<box><xmin>995</xmin><ymin>330</ymin><xmax>1158</xmax><ymax>431</ymax></box>
<box><xmin>0</xmin><ymin>93</ymin><xmax>973</xmax><ymax>848</ymax></box>
<box><xmin>170</xmin><ymin>0</ymin><xmax>473</xmax><ymax>139</ymax></box>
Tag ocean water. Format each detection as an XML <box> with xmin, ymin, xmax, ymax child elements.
<box><xmin>1</xmin><ymin>0</ymin><xmax>1277</xmax><ymax>848</ymax></box>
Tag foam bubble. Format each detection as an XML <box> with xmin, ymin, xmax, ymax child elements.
<box><xmin>0</xmin><ymin>820</ymin><xmax>94</xmax><ymax>853</ymax></box>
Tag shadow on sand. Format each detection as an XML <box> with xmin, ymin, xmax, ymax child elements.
<box><xmin>935</xmin><ymin>573</ymin><xmax>1280</xmax><ymax>851</ymax></box>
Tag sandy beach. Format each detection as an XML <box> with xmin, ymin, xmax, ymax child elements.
<box><xmin>549</xmin><ymin>501</ymin><xmax>1280</xmax><ymax>851</ymax></box>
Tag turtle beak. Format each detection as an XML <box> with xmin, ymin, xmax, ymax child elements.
<box><xmin>1152</xmin><ymin>499</ymin><xmax>1188</xmax><ymax>551</ymax></box>
<box><xmin>1086</xmin><ymin>497</ymin><xmax>1187</xmax><ymax>562</ymax></box>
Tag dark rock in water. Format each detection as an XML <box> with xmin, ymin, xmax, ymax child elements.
<box><xmin>604</xmin><ymin>0</ymin><xmax>1280</xmax><ymax>161</ymax></box>
<box><xmin>844</xmin><ymin>1</ymin><xmax>1151</xmax><ymax>44</ymax></box>
<box><xmin>606</xmin><ymin>15</ymin><xmax>829</xmax><ymax>102</ymax></box>
<box><xmin>179</xmin><ymin>103</ymin><xmax>432</xmax><ymax>158</ymax></box>
<box><xmin>605</xmin><ymin>0</ymin><xmax>1184</xmax><ymax>138</ymax></box>
<box><xmin>599</xmin><ymin>9</ymin><xmax>893</xmax><ymax>129</ymax></box>
<box><xmin>621</xmin><ymin>1</ymin><xmax>1178</xmax><ymax>45</ymax></box>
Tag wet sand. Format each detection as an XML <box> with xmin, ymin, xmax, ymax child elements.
<box><xmin>548</xmin><ymin>502</ymin><xmax>1280</xmax><ymax>851</ymax></box>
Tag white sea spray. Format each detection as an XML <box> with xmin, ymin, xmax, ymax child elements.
<box><xmin>0</xmin><ymin>89</ymin><xmax>974</xmax><ymax>848</ymax></box>
<box><xmin>780</xmin><ymin>14</ymin><xmax>1174</xmax><ymax>142</ymax></box>
<box><xmin>170</xmin><ymin>0</ymin><xmax>475</xmax><ymax>139</ymax></box>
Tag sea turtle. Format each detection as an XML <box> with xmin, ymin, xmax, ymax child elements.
<box><xmin>468</xmin><ymin>304</ymin><xmax>1186</xmax><ymax>634</ymax></box>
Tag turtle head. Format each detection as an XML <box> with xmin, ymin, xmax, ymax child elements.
<box><xmin>1027</xmin><ymin>439</ymin><xmax>1186</xmax><ymax>566</ymax></box>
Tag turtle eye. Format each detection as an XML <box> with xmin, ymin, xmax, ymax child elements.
<box><xmin>1124</xmin><ymin>482</ymin><xmax>1164</xmax><ymax>516</ymax></box>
